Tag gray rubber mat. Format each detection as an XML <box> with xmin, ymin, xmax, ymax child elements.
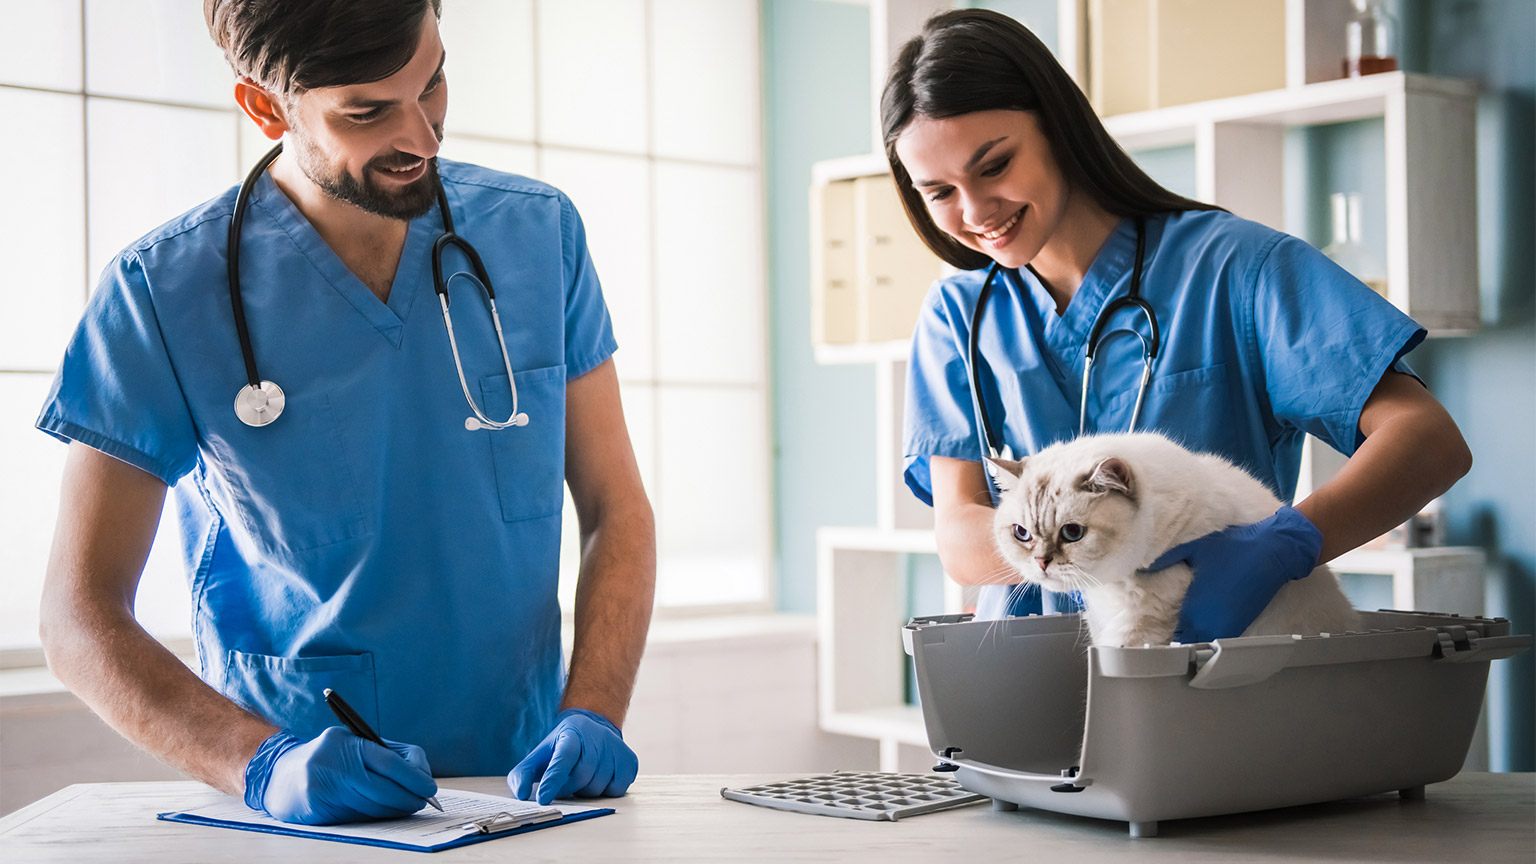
<box><xmin>720</xmin><ymin>772</ymin><xmax>987</xmax><ymax>821</ymax></box>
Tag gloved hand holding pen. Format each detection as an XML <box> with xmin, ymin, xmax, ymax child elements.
<box><xmin>244</xmin><ymin>727</ymin><xmax>439</xmax><ymax>825</ymax></box>
<box><xmin>508</xmin><ymin>708</ymin><xmax>638</xmax><ymax>806</ymax></box>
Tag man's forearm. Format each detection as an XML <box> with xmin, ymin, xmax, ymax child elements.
<box><xmin>560</xmin><ymin>498</ymin><xmax>656</xmax><ymax>727</ymax></box>
<box><xmin>41</xmin><ymin>599</ymin><xmax>277</xmax><ymax>796</ymax></box>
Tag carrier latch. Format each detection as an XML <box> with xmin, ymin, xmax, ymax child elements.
<box><xmin>1188</xmin><ymin>635</ymin><xmax>1298</xmax><ymax>689</ymax></box>
<box><xmin>1051</xmin><ymin>765</ymin><xmax>1088</xmax><ymax>793</ymax></box>
<box><xmin>933</xmin><ymin>746</ymin><xmax>962</xmax><ymax>772</ymax></box>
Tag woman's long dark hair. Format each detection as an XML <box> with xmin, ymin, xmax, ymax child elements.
<box><xmin>881</xmin><ymin>8</ymin><xmax>1220</xmax><ymax>271</ymax></box>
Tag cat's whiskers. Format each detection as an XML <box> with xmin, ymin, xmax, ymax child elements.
<box><xmin>976</xmin><ymin>581</ymin><xmax>1040</xmax><ymax>652</ymax></box>
<box><xmin>978</xmin><ymin>565</ymin><xmax>1023</xmax><ymax>585</ymax></box>
<box><xmin>1073</xmin><ymin>615</ymin><xmax>1094</xmax><ymax>651</ymax></box>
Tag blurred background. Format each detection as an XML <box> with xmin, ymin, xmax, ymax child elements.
<box><xmin>0</xmin><ymin>0</ymin><xmax>1529</xmax><ymax>814</ymax></box>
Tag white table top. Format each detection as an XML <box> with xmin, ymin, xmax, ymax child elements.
<box><xmin>2</xmin><ymin>773</ymin><xmax>1532</xmax><ymax>863</ymax></box>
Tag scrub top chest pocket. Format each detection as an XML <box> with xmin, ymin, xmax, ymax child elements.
<box><xmin>1106</xmin><ymin>363</ymin><xmax>1231</xmax><ymax>434</ymax></box>
<box><xmin>479</xmin><ymin>364</ymin><xmax>567</xmax><ymax>522</ymax></box>
<box><xmin>223</xmin><ymin>650</ymin><xmax>379</xmax><ymax>741</ymax></box>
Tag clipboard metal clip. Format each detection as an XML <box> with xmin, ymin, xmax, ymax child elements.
<box><xmin>460</xmin><ymin>808</ymin><xmax>563</xmax><ymax>835</ymax></box>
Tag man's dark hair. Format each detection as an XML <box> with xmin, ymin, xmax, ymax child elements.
<box><xmin>881</xmin><ymin>9</ymin><xmax>1222</xmax><ymax>271</ymax></box>
<box><xmin>204</xmin><ymin>0</ymin><xmax>442</xmax><ymax>96</ymax></box>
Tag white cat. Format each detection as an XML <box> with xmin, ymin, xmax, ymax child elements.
<box><xmin>989</xmin><ymin>432</ymin><xmax>1359</xmax><ymax>648</ymax></box>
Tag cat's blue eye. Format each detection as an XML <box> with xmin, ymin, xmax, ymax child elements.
<box><xmin>1011</xmin><ymin>524</ymin><xmax>1032</xmax><ymax>543</ymax></box>
<box><xmin>1060</xmin><ymin>523</ymin><xmax>1085</xmax><ymax>543</ymax></box>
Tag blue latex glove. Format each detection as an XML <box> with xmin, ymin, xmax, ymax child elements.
<box><xmin>508</xmin><ymin>708</ymin><xmax>638</xmax><ymax>805</ymax></box>
<box><xmin>244</xmin><ymin>727</ymin><xmax>438</xmax><ymax>825</ymax></box>
<box><xmin>1148</xmin><ymin>505</ymin><xmax>1324</xmax><ymax>644</ymax></box>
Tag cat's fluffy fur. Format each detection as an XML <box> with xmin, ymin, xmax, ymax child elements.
<box><xmin>989</xmin><ymin>432</ymin><xmax>1359</xmax><ymax>647</ymax></box>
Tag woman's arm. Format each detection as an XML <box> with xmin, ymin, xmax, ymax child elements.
<box><xmin>1294</xmin><ymin>370</ymin><xmax>1472</xmax><ymax>563</ymax></box>
<box><xmin>930</xmin><ymin>455</ymin><xmax>1025</xmax><ymax>586</ymax></box>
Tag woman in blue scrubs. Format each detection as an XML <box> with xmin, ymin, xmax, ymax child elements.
<box><xmin>888</xmin><ymin>9</ymin><xmax>1472</xmax><ymax>633</ymax></box>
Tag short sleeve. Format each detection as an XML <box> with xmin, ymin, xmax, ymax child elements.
<box><xmin>559</xmin><ymin>193</ymin><xmax>618</xmax><ymax>378</ymax></box>
<box><xmin>36</xmin><ymin>252</ymin><xmax>200</xmax><ymax>484</ymax></box>
<box><xmin>902</xmin><ymin>284</ymin><xmax>984</xmax><ymax>506</ymax></box>
<box><xmin>1251</xmin><ymin>235</ymin><xmax>1425</xmax><ymax>456</ymax></box>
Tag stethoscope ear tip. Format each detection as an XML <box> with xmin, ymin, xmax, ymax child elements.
<box><xmin>464</xmin><ymin>413</ymin><xmax>529</xmax><ymax>431</ymax></box>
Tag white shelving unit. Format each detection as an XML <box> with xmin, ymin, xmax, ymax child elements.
<box><xmin>816</xmin><ymin>526</ymin><xmax>976</xmax><ymax>770</ymax></box>
<box><xmin>1331</xmin><ymin>546</ymin><xmax>1487</xmax><ymax>617</ymax></box>
<box><xmin>1103</xmin><ymin>70</ymin><xmax>1480</xmax><ymax>333</ymax></box>
<box><xmin>813</xmin><ymin>1</ymin><xmax>1486</xmax><ymax>771</ymax></box>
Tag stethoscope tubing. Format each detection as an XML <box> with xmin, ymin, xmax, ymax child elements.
<box><xmin>968</xmin><ymin>216</ymin><xmax>1159</xmax><ymax>461</ymax></box>
<box><xmin>227</xmin><ymin>143</ymin><xmax>525</xmax><ymax>430</ymax></box>
<box><xmin>229</xmin><ymin>144</ymin><xmax>285</xmax><ymax>392</ymax></box>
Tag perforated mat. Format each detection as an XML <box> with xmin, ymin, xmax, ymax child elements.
<box><xmin>720</xmin><ymin>772</ymin><xmax>987</xmax><ymax>821</ymax></box>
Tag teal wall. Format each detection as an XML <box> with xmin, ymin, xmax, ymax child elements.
<box><xmin>764</xmin><ymin>0</ymin><xmax>875</xmax><ymax>615</ymax></box>
<box><xmin>1403</xmin><ymin>0</ymin><xmax>1535</xmax><ymax>773</ymax></box>
<box><xmin>764</xmin><ymin>0</ymin><xmax>1533</xmax><ymax>768</ymax></box>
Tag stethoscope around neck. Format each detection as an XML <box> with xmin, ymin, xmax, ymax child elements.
<box><xmin>967</xmin><ymin>216</ymin><xmax>1160</xmax><ymax>473</ymax></box>
<box><xmin>228</xmin><ymin>143</ymin><xmax>528</xmax><ymax>430</ymax></box>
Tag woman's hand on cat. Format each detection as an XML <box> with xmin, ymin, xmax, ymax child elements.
<box><xmin>1146</xmin><ymin>505</ymin><xmax>1324</xmax><ymax>643</ymax></box>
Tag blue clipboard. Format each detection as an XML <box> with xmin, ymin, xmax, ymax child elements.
<box><xmin>158</xmin><ymin>804</ymin><xmax>613</xmax><ymax>853</ymax></box>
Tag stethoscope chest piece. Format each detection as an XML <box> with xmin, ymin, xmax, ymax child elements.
<box><xmin>235</xmin><ymin>380</ymin><xmax>286</xmax><ymax>427</ymax></box>
<box><xmin>228</xmin><ymin>143</ymin><xmax>531</xmax><ymax>433</ymax></box>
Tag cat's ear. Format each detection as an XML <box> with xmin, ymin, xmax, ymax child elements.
<box><xmin>1082</xmin><ymin>457</ymin><xmax>1135</xmax><ymax>498</ymax></box>
<box><xmin>985</xmin><ymin>457</ymin><xmax>1025</xmax><ymax>491</ymax></box>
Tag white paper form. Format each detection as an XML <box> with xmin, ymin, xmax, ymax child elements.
<box><xmin>167</xmin><ymin>789</ymin><xmax>602</xmax><ymax>850</ymax></box>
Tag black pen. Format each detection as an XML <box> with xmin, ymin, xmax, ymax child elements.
<box><xmin>324</xmin><ymin>687</ymin><xmax>443</xmax><ymax>812</ymax></box>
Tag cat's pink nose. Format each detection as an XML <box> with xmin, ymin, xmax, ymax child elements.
<box><xmin>1035</xmin><ymin>556</ymin><xmax>1052</xmax><ymax>571</ymax></box>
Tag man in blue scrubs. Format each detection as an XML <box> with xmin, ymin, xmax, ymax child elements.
<box><xmin>36</xmin><ymin>0</ymin><xmax>655</xmax><ymax>825</ymax></box>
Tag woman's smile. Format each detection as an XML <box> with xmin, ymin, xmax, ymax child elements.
<box><xmin>973</xmin><ymin>205</ymin><xmax>1026</xmax><ymax>249</ymax></box>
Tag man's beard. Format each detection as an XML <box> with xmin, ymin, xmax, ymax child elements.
<box><xmin>288</xmin><ymin>127</ymin><xmax>443</xmax><ymax>221</ymax></box>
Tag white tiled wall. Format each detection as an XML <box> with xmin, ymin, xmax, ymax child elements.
<box><xmin>653</xmin><ymin>162</ymin><xmax>766</xmax><ymax>385</ymax></box>
<box><xmin>85</xmin><ymin>100</ymin><xmax>240</xmax><ymax>282</ymax></box>
<box><xmin>2</xmin><ymin>1</ymin><xmax>772</xmax><ymax>653</ymax></box>
<box><xmin>0</xmin><ymin>377</ymin><xmax>69</xmax><ymax>648</ymax></box>
<box><xmin>0</xmin><ymin>89</ymin><xmax>85</xmax><ymax>371</ymax></box>
<box><xmin>438</xmin><ymin>0</ymin><xmax>537</xmax><ymax>141</ymax></box>
<box><xmin>650</xmin><ymin>0</ymin><xmax>761</xmax><ymax>166</ymax></box>
<box><xmin>0</xmin><ymin>0</ymin><xmax>82</xmax><ymax>91</ymax></box>
<box><xmin>0</xmin><ymin>375</ymin><xmax>191</xmax><ymax>650</ymax></box>
<box><xmin>539</xmin><ymin>149</ymin><xmax>656</xmax><ymax>381</ymax></box>
<box><xmin>537</xmin><ymin>0</ymin><xmax>650</xmax><ymax>154</ymax></box>
<box><xmin>84</xmin><ymin>0</ymin><xmax>232</xmax><ymax>107</ymax></box>
<box><xmin>437</xmin><ymin>136</ymin><xmax>539</xmax><ymax>177</ymax></box>
<box><xmin>655</xmin><ymin>387</ymin><xmax>770</xmax><ymax>607</ymax></box>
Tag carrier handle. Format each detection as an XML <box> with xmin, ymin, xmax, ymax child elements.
<box><xmin>1187</xmin><ymin>635</ymin><xmax>1298</xmax><ymax>689</ymax></box>
<box><xmin>941</xmin><ymin>755</ymin><xmax>1094</xmax><ymax>789</ymax></box>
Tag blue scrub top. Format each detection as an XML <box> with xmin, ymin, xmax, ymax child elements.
<box><xmin>37</xmin><ymin>160</ymin><xmax>617</xmax><ymax>776</ymax></box>
<box><xmin>903</xmin><ymin>210</ymin><xmax>1425</xmax><ymax>618</ymax></box>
